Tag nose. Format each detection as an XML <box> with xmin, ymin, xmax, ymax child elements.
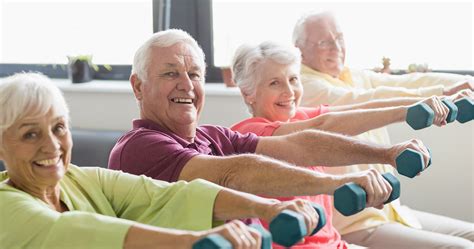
<box><xmin>282</xmin><ymin>81</ymin><xmax>294</xmax><ymax>97</ymax></box>
<box><xmin>176</xmin><ymin>74</ymin><xmax>194</xmax><ymax>92</ymax></box>
<box><xmin>41</xmin><ymin>131</ymin><xmax>60</xmax><ymax>153</ymax></box>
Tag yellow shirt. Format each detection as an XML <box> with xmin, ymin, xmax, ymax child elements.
<box><xmin>300</xmin><ymin>65</ymin><xmax>471</xmax><ymax>235</ymax></box>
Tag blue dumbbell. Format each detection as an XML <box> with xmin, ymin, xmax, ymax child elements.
<box><xmin>334</xmin><ymin>173</ymin><xmax>400</xmax><ymax>216</ymax></box>
<box><xmin>406</xmin><ymin>103</ymin><xmax>434</xmax><ymax>130</ymax></box>
<box><xmin>455</xmin><ymin>98</ymin><xmax>474</xmax><ymax>123</ymax></box>
<box><xmin>396</xmin><ymin>148</ymin><xmax>431</xmax><ymax>178</ymax></box>
<box><xmin>269</xmin><ymin>203</ymin><xmax>326</xmax><ymax>247</ymax></box>
<box><xmin>193</xmin><ymin>224</ymin><xmax>272</xmax><ymax>249</ymax></box>
<box><xmin>441</xmin><ymin>99</ymin><xmax>459</xmax><ymax>123</ymax></box>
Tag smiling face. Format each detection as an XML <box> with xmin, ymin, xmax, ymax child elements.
<box><xmin>299</xmin><ymin>14</ymin><xmax>346</xmax><ymax>78</ymax></box>
<box><xmin>247</xmin><ymin>59</ymin><xmax>303</xmax><ymax>122</ymax></box>
<box><xmin>132</xmin><ymin>42</ymin><xmax>205</xmax><ymax>137</ymax></box>
<box><xmin>0</xmin><ymin>108</ymin><xmax>72</xmax><ymax>193</ymax></box>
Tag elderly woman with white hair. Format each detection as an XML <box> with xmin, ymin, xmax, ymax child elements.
<box><xmin>230</xmin><ymin>41</ymin><xmax>474</xmax><ymax>249</ymax></box>
<box><xmin>0</xmin><ymin>72</ymin><xmax>328</xmax><ymax>249</ymax></box>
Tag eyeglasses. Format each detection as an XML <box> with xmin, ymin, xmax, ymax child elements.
<box><xmin>306</xmin><ymin>36</ymin><xmax>345</xmax><ymax>50</ymax></box>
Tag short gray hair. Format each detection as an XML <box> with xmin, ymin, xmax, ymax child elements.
<box><xmin>292</xmin><ymin>11</ymin><xmax>334</xmax><ymax>47</ymax></box>
<box><xmin>132</xmin><ymin>29</ymin><xmax>206</xmax><ymax>81</ymax></box>
<box><xmin>231</xmin><ymin>41</ymin><xmax>301</xmax><ymax>113</ymax></box>
<box><xmin>0</xmin><ymin>72</ymin><xmax>69</xmax><ymax>146</ymax></box>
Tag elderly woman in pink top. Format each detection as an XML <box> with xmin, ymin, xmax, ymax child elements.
<box><xmin>230</xmin><ymin>41</ymin><xmax>455</xmax><ymax>249</ymax></box>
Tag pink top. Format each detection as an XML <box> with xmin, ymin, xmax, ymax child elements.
<box><xmin>231</xmin><ymin>106</ymin><xmax>347</xmax><ymax>249</ymax></box>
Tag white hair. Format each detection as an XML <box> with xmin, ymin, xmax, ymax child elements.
<box><xmin>292</xmin><ymin>11</ymin><xmax>335</xmax><ymax>47</ymax></box>
<box><xmin>131</xmin><ymin>29</ymin><xmax>206</xmax><ymax>81</ymax></box>
<box><xmin>0</xmin><ymin>72</ymin><xmax>69</xmax><ymax>146</ymax></box>
<box><xmin>231</xmin><ymin>41</ymin><xmax>301</xmax><ymax>113</ymax></box>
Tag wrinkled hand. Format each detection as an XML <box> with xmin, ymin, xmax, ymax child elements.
<box><xmin>198</xmin><ymin>220</ymin><xmax>262</xmax><ymax>249</ymax></box>
<box><xmin>447</xmin><ymin>89</ymin><xmax>474</xmax><ymax>102</ymax></box>
<box><xmin>389</xmin><ymin>139</ymin><xmax>431</xmax><ymax>174</ymax></box>
<box><xmin>443</xmin><ymin>80</ymin><xmax>474</xmax><ymax>96</ymax></box>
<box><xmin>341</xmin><ymin>169</ymin><xmax>392</xmax><ymax>209</ymax></box>
<box><xmin>262</xmin><ymin>199</ymin><xmax>319</xmax><ymax>238</ymax></box>
<box><xmin>415</xmin><ymin>96</ymin><xmax>449</xmax><ymax>126</ymax></box>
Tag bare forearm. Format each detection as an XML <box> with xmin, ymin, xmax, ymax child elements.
<box><xmin>224</xmin><ymin>155</ymin><xmax>344</xmax><ymax>197</ymax></box>
<box><xmin>212</xmin><ymin>187</ymin><xmax>280</xmax><ymax>222</ymax></box>
<box><xmin>179</xmin><ymin>154</ymin><xmax>342</xmax><ymax>197</ymax></box>
<box><xmin>258</xmin><ymin>130</ymin><xmax>392</xmax><ymax>167</ymax></box>
<box><xmin>328</xmin><ymin>97</ymin><xmax>423</xmax><ymax>111</ymax></box>
<box><xmin>124</xmin><ymin>224</ymin><xmax>197</xmax><ymax>249</ymax></box>
<box><xmin>309</xmin><ymin>106</ymin><xmax>407</xmax><ymax>136</ymax></box>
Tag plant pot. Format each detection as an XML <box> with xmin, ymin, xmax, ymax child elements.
<box><xmin>221</xmin><ymin>67</ymin><xmax>236</xmax><ymax>87</ymax></box>
<box><xmin>69</xmin><ymin>60</ymin><xmax>94</xmax><ymax>83</ymax></box>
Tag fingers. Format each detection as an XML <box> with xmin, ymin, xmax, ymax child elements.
<box><xmin>277</xmin><ymin>199</ymin><xmax>318</xmax><ymax>237</ymax></box>
<box><xmin>427</xmin><ymin>96</ymin><xmax>448</xmax><ymax>126</ymax></box>
<box><xmin>216</xmin><ymin>220</ymin><xmax>261</xmax><ymax>249</ymax></box>
<box><xmin>357</xmin><ymin>169</ymin><xmax>391</xmax><ymax>208</ymax></box>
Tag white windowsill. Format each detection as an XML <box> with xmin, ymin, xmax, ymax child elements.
<box><xmin>53</xmin><ymin>79</ymin><xmax>241</xmax><ymax>96</ymax></box>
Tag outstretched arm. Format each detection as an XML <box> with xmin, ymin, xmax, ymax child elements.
<box><xmin>274</xmin><ymin>106</ymin><xmax>407</xmax><ymax>136</ymax></box>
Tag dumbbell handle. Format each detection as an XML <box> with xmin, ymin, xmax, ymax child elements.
<box><xmin>269</xmin><ymin>203</ymin><xmax>326</xmax><ymax>247</ymax></box>
<box><xmin>396</xmin><ymin>148</ymin><xmax>431</xmax><ymax>178</ymax></box>
<box><xmin>193</xmin><ymin>224</ymin><xmax>271</xmax><ymax>249</ymax></box>
<box><xmin>334</xmin><ymin>173</ymin><xmax>400</xmax><ymax>216</ymax></box>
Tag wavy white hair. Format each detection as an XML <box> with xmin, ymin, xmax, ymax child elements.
<box><xmin>0</xmin><ymin>72</ymin><xmax>69</xmax><ymax>146</ymax></box>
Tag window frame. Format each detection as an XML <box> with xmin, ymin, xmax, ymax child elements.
<box><xmin>1</xmin><ymin>0</ymin><xmax>471</xmax><ymax>80</ymax></box>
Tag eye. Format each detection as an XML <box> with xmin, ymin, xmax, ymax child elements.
<box><xmin>270</xmin><ymin>80</ymin><xmax>278</xmax><ymax>86</ymax></box>
<box><xmin>23</xmin><ymin>131</ymin><xmax>39</xmax><ymax>141</ymax></box>
<box><xmin>53</xmin><ymin>123</ymin><xmax>67</xmax><ymax>136</ymax></box>
<box><xmin>164</xmin><ymin>72</ymin><xmax>178</xmax><ymax>78</ymax></box>
<box><xmin>290</xmin><ymin>76</ymin><xmax>299</xmax><ymax>83</ymax></box>
<box><xmin>189</xmin><ymin>72</ymin><xmax>202</xmax><ymax>81</ymax></box>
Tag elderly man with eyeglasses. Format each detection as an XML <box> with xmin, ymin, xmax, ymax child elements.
<box><xmin>293</xmin><ymin>11</ymin><xmax>474</xmax><ymax>249</ymax></box>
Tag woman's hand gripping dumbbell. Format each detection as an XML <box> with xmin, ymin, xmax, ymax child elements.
<box><xmin>193</xmin><ymin>199</ymin><xmax>326</xmax><ymax>248</ymax></box>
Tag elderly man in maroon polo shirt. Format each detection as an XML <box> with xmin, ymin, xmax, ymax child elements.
<box><xmin>108</xmin><ymin>29</ymin><xmax>430</xmax><ymax>211</ymax></box>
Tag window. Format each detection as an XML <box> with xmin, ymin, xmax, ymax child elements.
<box><xmin>212</xmin><ymin>0</ymin><xmax>473</xmax><ymax>71</ymax></box>
<box><xmin>1</xmin><ymin>0</ymin><xmax>153</xmax><ymax>79</ymax></box>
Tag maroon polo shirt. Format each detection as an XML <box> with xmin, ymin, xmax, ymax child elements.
<box><xmin>108</xmin><ymin>119</ymin><xmax>259</xmax><ymax>182</ymax></box>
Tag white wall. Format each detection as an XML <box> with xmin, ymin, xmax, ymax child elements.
<box><xmin>59</xmin><ymin>79</ymin><xmax>473</xmax><ymax>222</ymax></box>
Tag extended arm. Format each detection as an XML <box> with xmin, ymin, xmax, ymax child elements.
<box><xmin>274</xmin><ymin>106</ymin><xmax>407</xmax><ymax>136</ymax></box>
<box><xmin>258</xmin><ymin>129</ymin><xmax>393</xmax><ymax>167</ymax></box>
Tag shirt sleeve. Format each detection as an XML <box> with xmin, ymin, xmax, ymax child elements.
<box><xmin>88</xmin><ymin>167</ymin><xmax>223</xmax><ymax>231</ymax></box>
<box><xmin>230</xmin><ymin>118</ymin><xmax>281</xmax><ymax>136</ymax></box>
<box><xmin>202</xmin><ymin>125</ymin><xmax>260</xmax><ymax>154</ymax></box>
<box><xmin>0</xmin><ymin>188</ymin><xmax>134</xmax><ymax>249</ymax></box>
<box><xmin>116</xmin><ymin>131</ymin><xmax>201</xmax><ymax>182</ymax></box>
<box><xmin>301</xmin><ymin>72</ymin><xmax>445</xmax><ymax>106</ymax></box>
<box><xmin>366</xmin><ymin>70</ymin><xmax>473</xmax><ymax>89</ymax></box>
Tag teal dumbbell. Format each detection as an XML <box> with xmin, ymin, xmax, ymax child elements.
<box><xmin>396</xmin><ymin>148</ymin><xmax>431</xmax><ymax>178</ymax></box>
<box><xmin>193</xmin><ymin>234</ymin><xmax>232</xmax><ymax>249</ymax></box>
<box><xmin>455</xmin><ymin>98</ymin><xmax>474</xmax><ymax>123</ymax></box>
<box><xmin>441</xmin><ymin>99</ymin><xmax>459</xmax><ymax>123</ymax></box>
<box><xmin>334</xmin><ymin>173</ymin><xmax>400</xmax><ymax>216</ymax></box>
<box><xmin>269</xmin><ymin>203</ymin><xmax>326</xmax><ymax>247</ymax></box>
<box><xmin>193</xmin><ymin>224</ymin><xmax>271</xmax><ymax>249</ymax></box>
<box><xmin>406</xmin><ymin>103</ymin><xmax>434</xmax><ymax>130</ymax></box>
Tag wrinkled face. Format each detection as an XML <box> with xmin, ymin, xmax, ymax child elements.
<box><xmin>247</xmin><ymin>59</ymin><xmax>302</xmax><ymax>122</ymax></box>
<box><xmin>300</xmin><ymin>15</ymin><xmax>346</xmax><ymax>78</ymax></box>
<box><xmin>0</xmin><ymin>108</ymin><xmax>72</xmax><ymax>190</ymax></box>
<box><xmin>133</xmin><ymin>43</ymin><xmax>205</xmax><ymax>133</ymax></box>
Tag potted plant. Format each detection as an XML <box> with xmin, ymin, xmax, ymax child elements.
<box><xmin>67</xmin><ymin>55</ymin><xmax>98</xmax><ymax>83</ymax></box>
